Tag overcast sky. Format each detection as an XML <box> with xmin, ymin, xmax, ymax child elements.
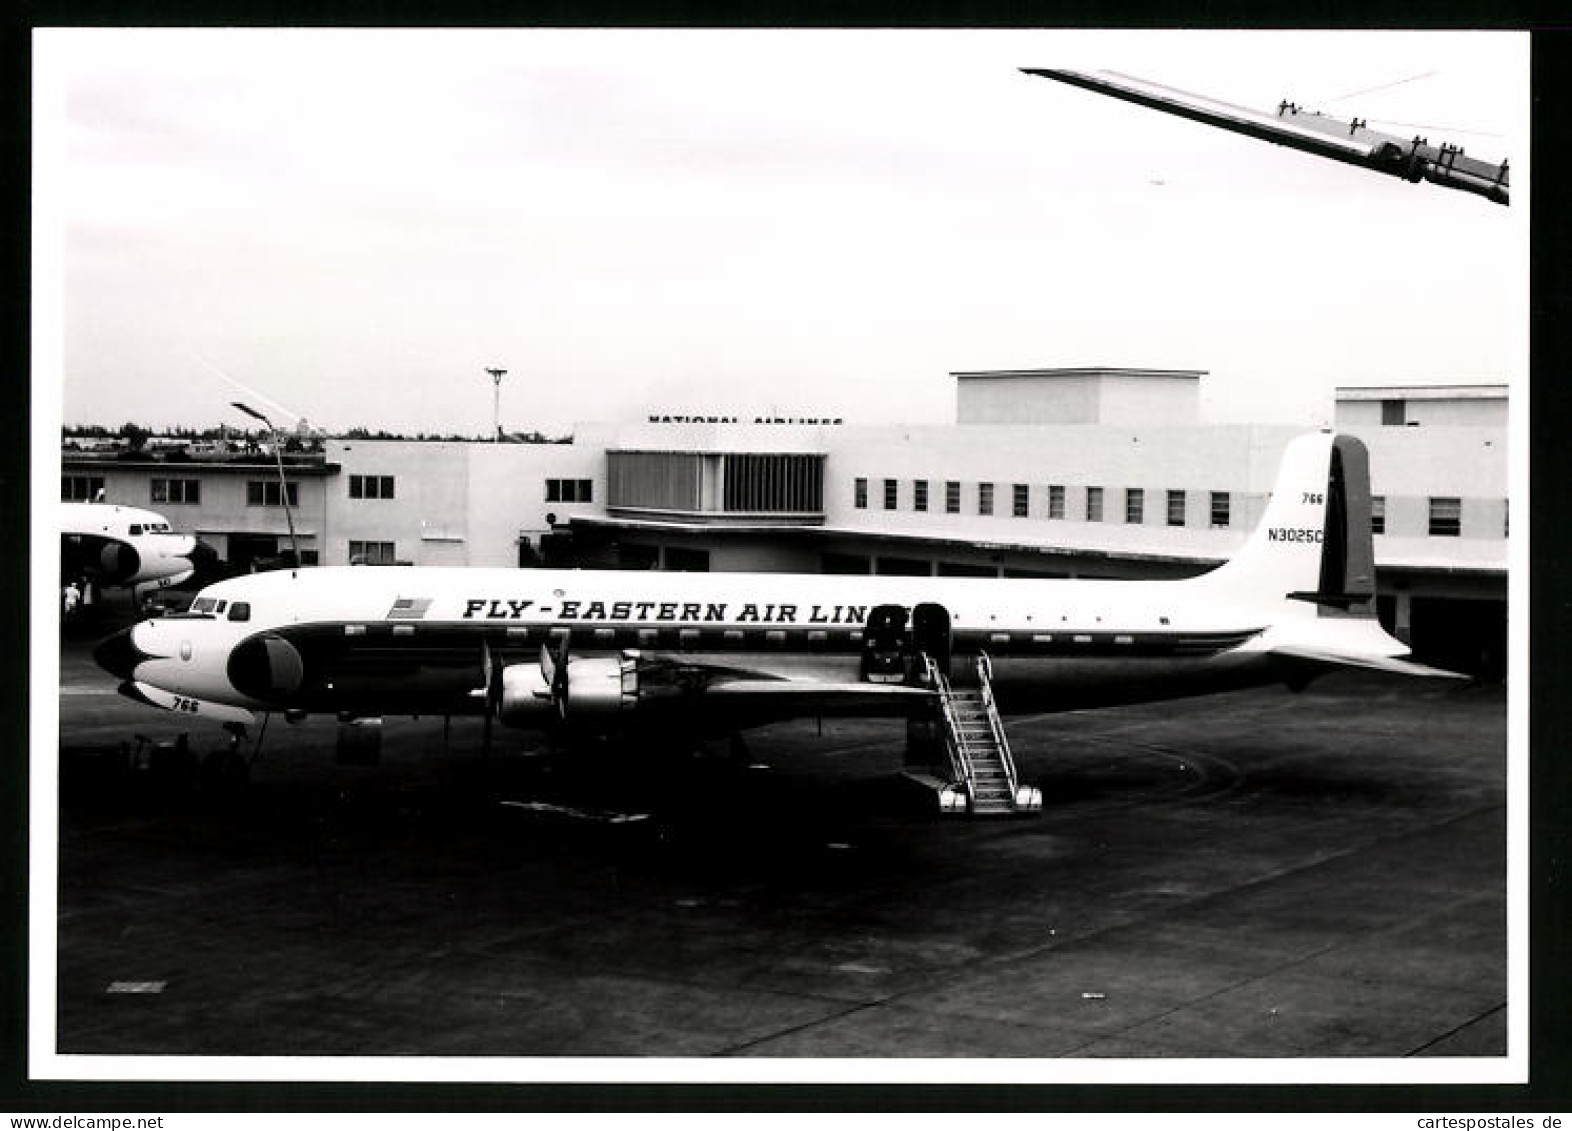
<box><xmin>35</xmin><ymin>28</ymin><xmax>1527</xmax><ymax>437</ymax></box>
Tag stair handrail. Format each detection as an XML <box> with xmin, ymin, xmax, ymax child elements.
<box><xmin>974</xmin><ymin>651</ymin><xmax>1020</xmax><ymax>801</ymax></box>
<box><xmin>923</xmin><ymin>653</ymin><xmax>977</xmax><ymax>798</ymax></box>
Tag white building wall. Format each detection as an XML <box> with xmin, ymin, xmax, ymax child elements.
<box><xmin>329</xmin><ymin>442</ymin><xmax>466</xmax><ymax>566</ymax></box>
<box><xmin>822</xmin><ymin>424</ymin><xmax>1295</xmax><ymax>562</ymax></box>
<box><xmin>64</xmin><ymin>463</ymin><xmax>331</xmax><ymax>563</ymax></box>
<box><xmin>1334</xmin><ymin>401</ymin><xmax>1384</xmax><ymax>427</ymax></box>
<box><xmin>188</xmin><ymin>470</ymin><xmax>330</xmax><ymax>563</ymax></box>
<box><xmin>1354</xmin><ymin>427</ymin><xmax>1504</xmax><ymax>505</ymax></box>
<box><xmin>1406</xmin><ymin>398</ymin><xmax>1509</xmax><ymax>427</ymax></box>
<box><xmin>465</xmin><ymin>442</ymin><xmax>604</xmax><ymax>567</ymax></box>
<box><xmin>814</xmin><ymin>422</ymin><xmax>1507</xmax><ymax>577</ymax></box>
<box><xmin>328</xmin><ymin>440</ymin><xmax>603</xmax><ymax>567</ymax></box>
<box><xmin>956</xmin><ymin>375</ymin><xmax>1102</xmax><ymax>424</ymax></box>
<box><xmin>1096</xmin><ymin>373</ymin><xmax>1200</xmax><ymax>426</ymax></box>
<box><xmin>1334</xmin><ymin>388</ymin><xmax>1508</xmax><ymax>429</ymax></box>
<box><xmin>957</xmin><ymin>371</ymin><xmax>1202</xmax><ymax>425</ymax></box>
<box><xmin>66</xmin><ymin>410</ymin><xmax>1505</xmax><ymax>583</ymax></box>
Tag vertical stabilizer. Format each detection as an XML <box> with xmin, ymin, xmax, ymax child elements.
<box><xmin>1197</xmin><ymin>433</ymin><xmax>1377</xmax><ymax>617</ymax></box>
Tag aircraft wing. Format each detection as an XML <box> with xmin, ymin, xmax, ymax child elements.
<box><xmin>1022</xmin><ymin>68</ymin><xmax>1510</xmax><ymax>206</ymax></box>
<box><xmin>626</xmin><ymin>654</ymin><xmax>937</xmax><ymax>720</ymax></box>
<box><xmin>699</xmin><ymin>676</ymin><xmax>935</xmax><ymax>717</ymax></box>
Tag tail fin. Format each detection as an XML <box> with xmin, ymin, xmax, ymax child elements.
<box><xmin>1198</xmin><ymin>432</ymin><xmax>1377</xmax><ymax>618</ymax></box>
<box><xmin>1195</xmin><ymin>432</ymin><xmax>1466</xmax><ymax>679</ymax></box>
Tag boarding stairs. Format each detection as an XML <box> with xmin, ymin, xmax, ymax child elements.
<box><xmin>925</xmin><ymin>654</ymin><xmax>1042</xmax><ymax>817</ymax></box>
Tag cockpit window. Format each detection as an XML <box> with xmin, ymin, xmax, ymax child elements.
<box><xmin>215</xmin><ymin>600</ymin><xmax>227</xmax><ymax>613</ymax></box>
<box><xmin>190</xmin><ymin>597</ymin><xmax>217</xmax><ymax>613</ymax></box>
<box><xmin>129</xmin><ymin>524</ymin><xmax>143</xmax><ymax>536</ymax></box>
<box><xmin>228</xmin><ymin>602</ymin><xmax>251</xmax><ymax>622</ymax></box>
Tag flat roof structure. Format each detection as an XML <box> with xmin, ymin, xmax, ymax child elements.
<box><xmin>954</xmin><ymin>368</ymin><xmax>1206</xmax><ymax>427</ymax></box>
<box><xmin>954</xmin><ymin>366</ymin><xmax>1207</xmax><ymax>382</ymax></box>
<box><xmin>1336</xmin><ymin>384</ymin><xmax>1507</xmax><ymax>401</ymax></box>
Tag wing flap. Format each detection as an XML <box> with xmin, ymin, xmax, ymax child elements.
<box><xmin>696</xmin><ymin>677</ymin><xmax>936</xmax><ymax>720</ymax></box>
<box><xmin>705</xmin><ymin>679</ymin><xmax>933</xmax><ymax>699</ymax></box>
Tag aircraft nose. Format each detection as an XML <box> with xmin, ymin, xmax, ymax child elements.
<box><xmin>94</xmin><ymin>627</ymin><xmax>148</xmax><ymax>681</ymax></box>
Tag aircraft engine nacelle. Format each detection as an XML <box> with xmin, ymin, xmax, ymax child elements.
<box><xmin>496</xmin><ymin>663</ymin><xmax>555</xmax><ymax>726</ymax></box>
<box><xmin>495</xmin><ymin>655</ymin><xmax>639</xmax><ymax>726</ymax></box>
<box><xmin>561</xmin><ymin>655</ymin><xmax>639</xmax><ymax>718</ymax></box>
<box><xmin>100</xmin><ymin>541</ymin><xmax>140</xmax><ymax>584</ymax></box>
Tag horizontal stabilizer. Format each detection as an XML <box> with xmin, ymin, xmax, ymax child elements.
<box><xmin>1286</xmin><ymin>590</ymin><xmax>1374</xmax><ymax>610</ymax></box>
<box><xmin>1269</xmin><ymin>645</ymin><xmax>1468</xmax><ymax>680</ymax></box>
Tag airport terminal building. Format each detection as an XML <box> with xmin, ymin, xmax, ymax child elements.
<box><xmin>61</xmin><ymin>368</ymin><xmax>1509</xmax><ymax>674</ymax></box>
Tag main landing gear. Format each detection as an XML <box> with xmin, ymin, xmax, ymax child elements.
<box><xmin>199</xmin><ymin>720</ymin><xmax>254</xmax><ymax>794</ymax></box>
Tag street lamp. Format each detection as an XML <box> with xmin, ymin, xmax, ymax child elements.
<box><xmin>485</xmin><ymin>367</ymin><xmax>506</xmax><ymax>442</ymax></box>
<box><xmin>232</xmin><ymin>401</ymin><xmax>301</xmax><ymax>568</ymax></box>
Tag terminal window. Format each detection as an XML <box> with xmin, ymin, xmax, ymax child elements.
<box><xmin>883</xmin><ymin>478</ymin><xmax>898</xmax><ymax>510</ymax></box>
<box><xmin>1167</xmin><ymin>489</ymin><xmax>1186</xmax><ymax>527</ymax></box>
<box><xmin>246</xmin><ymin>480</ymin><xmax>299</xmax><ymax>507</ymax></box>
<box><xmin>1125</xmin><ymin>488</ymin><xmax>1144</xmax><ymax>524</ymax></box>
<box><xmin>349</xmin><ymin>540</ymin><xmax>396</xmax><ymax>564</ymax></box>
<box><xmin>1428</xmin><ymin>496</ymin><xmax>1462</xmax><ymax>537</ymax></box>
<box><xmin>1086</xmin><ymin>486</ymin><xmax>1103</xmax><ymax>522</ymax></box>
<box><xmin>1371</xmin><ymin>495</ymin><xmax>1385</xmax><ymax>535</ymax></box>
<box><xmin>722</xmin><ymin>454</ymin><xmax>823</xmax><ymax>513</ymax></box>
<box><xmin>1012</xmin><ymin>484</ymin><xmax>1029</xmax><ymax>518</ymax></box>
<box><xmin>1047</xmin><ymin>485</ymin><xmax>1065</xmax><ymax>520</ymax></box>
<box><xmin>546</xmin><ymin>478</ymin><xmax>593</xmax><ymax>503</ymax></box>
<box><xmin>978</xmin><ymin>483</ymin><xmax>994</xmax><ymax>516</ymax></box>
<box><xmin>152</xmin><ymin>477</ymin><xmax>201</xmax><ymax>505</ymax></box>
<box><xmin>945</xmin><ymin>481</ymin><xmax>960</xmax><ymax>514</ymax></box>
<box><xmin>913</xmin><ymin>480</ymin><xmax>928</xmax><ymax>512</ymax></box>
<box><xmin>1210</xmin><ymin>491</ymin><xmax>1231</xmax><ymax>528</ymax></box>
<box><xmin>62</xmin><ymin>475</ymin><xmax>105</xmax><ymax>502</ymax></box>
<box><xmin>854</xmin><ymin>478</ymin><xmax>868</xmax><ymax>508</ymax></box>
<box><xmin>350</xmin><ymin>474</ymin><xmax>396</xmax><ymax>500</ymax></box>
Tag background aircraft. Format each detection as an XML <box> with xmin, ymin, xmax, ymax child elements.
<box><xmin>60</xmin><ymin>501</ymin><xmax>214</xmax><ymax>597</ymax></box>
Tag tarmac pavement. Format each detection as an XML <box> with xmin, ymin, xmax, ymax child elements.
<box><xmin>49</xmin><ymin>628</ymin><xmax>1509</xmax><ymax>1068</ymax></box>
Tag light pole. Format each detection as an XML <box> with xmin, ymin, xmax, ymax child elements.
<box><xmin>485</xmin><ymin>367</ymin><xmax>506</xmax><ymax>442</ymax></box>
<box><xmin>232</xmin><ymin>401</ymin><xmax>301</xmax><ymax>568</ymax></box>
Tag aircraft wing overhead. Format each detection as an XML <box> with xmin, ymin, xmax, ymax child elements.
<box><xmin>1022</xmin><ymin>67</ymin><xmax>1509</xmax><ymax>205</ymax></box>
<box><xmin>705</xmin><ymin>680</ymin><xmax>931</xmax><ymax>697</ymax></box>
